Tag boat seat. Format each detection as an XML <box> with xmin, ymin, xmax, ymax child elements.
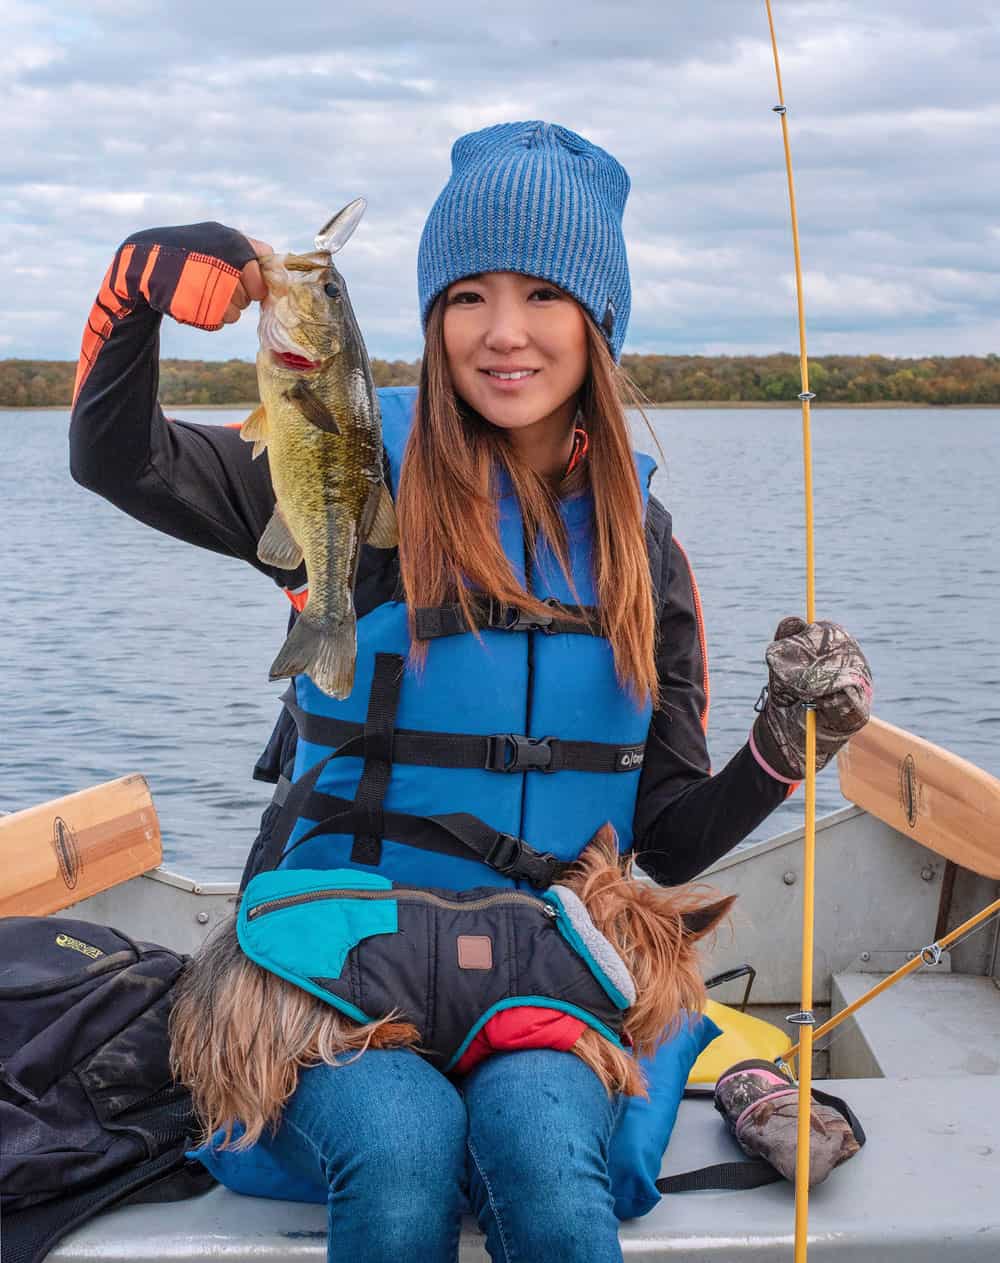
<box><xmin>832</xmin><ymin>972</ymin><xmax>1000</xmax><ymax>1079</ymax></box>
<box><xmin>51</xmin><ymin>1076</ymin><xmax>1000</xmax><ymax>1261</ymax></box>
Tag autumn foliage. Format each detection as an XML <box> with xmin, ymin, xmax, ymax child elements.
<box><xmin>2</xmin><ymin>353</ymin><xmax>999</xmax><ymax>408</ymax></box>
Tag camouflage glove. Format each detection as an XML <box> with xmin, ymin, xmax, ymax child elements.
<box><xmin>751</xmin><ymin>617</ymin><xmax>873</xmax><ymax>782</ymax></box>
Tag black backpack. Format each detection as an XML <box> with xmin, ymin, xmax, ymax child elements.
<box><xmin>0</xmin><ymin>916</ymin><xmax>213</xmax><ymax>1263</ymax></box>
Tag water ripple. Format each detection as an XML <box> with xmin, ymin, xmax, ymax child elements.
<box><xmin>6</xmin><ymin>406</ymin><xmax>999</xmax><ymax>876</ymax></box>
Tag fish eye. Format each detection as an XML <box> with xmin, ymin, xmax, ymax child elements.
<box><xmin>324</xmin><ymin>282</ymin><xmax>340</xmax><ymax>298</ymax></box>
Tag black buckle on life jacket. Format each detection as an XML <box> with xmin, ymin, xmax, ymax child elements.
<box><xmin>486</xmin><ymin>831</ymin><xmax>565</xmax><ymax>887</ymax></box>
<box><xmin>486</xmin><ymin>831</ymin><xmax>528</xmax><ymax>874</ymax></box>
<box><xmin>486</xmin><ymin>599</ymin><xmax>556</xmax><ymax>634</ymax></box>
<box><xmin>486</xmin><ymin>733</ymin><xmax>555</xmax><ymax>772</ymax></box>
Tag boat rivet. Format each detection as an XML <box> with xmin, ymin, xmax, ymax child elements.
<box><xmin>906</xmin><ymin>951</ymin><xmax>916</xmax><ymax>960</ymax></box>
<box><xmin>860</xmin><ymin>951</ymin><xmax>871</xmax><ymax>962</ymax></box>
<box><xmin>920</xmin><ymin>866</ymin><xmax>935</xmax><ymax>881</ymax></box>
<box><xmin>196</xmin><ymin>911</ymin><xmax>210</xmax><ymax>925</ymax></box>
<box><xmin>782</xmin><ymin>871</ymin><xmax>797</xmax><ymax>886</ymax></box>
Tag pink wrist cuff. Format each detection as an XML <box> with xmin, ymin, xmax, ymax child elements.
<box><xmin>749</xmin><ymin>727</ymin><xmax>800</xmax><ymax>785</ymax></box>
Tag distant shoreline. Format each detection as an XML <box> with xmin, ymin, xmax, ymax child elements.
<box><xmin>5</xmin><ymin>400</ymin><xmax>999</xmax><ymax>412</ymax></box>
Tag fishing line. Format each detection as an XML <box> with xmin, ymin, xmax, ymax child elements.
<box><xmin>762</xmin><ymin>3</ymin><xmax>817</xmax><ymax>1259</ymax></box>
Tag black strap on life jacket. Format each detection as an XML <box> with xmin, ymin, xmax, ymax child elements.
<box><xmin>261</xmin><ymin>654</ymin><xmax>569</xmax><ymax>888</ymax></box>
<box><xmin>263</xmin><ymin>765</ymin><xmax>566</xmax><ymax>888</ymax></box>
<box><xmin>281</xmin><ymin>687</ymin><xmax>645</xmax><ymax>775</ymax></box>
<box><xmin>413</xmin><ymin>596</ymin><xmax>601</xmax><ymax>640</ymax></box>
<box><xmin>348</xmin><ymin>652</ymin><xmax>404</xmax><ymax>866</ymax></box>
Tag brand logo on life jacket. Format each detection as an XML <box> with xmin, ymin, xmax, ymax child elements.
<box><xmin>618</xmin><ymin>750</ymin><xmax>644</xmax><ymax>770</ymax></box>
<box><xmin>55</xmin><ymin>933</ymin><xmax>104</xmax><ymax>960</ymax></box>
<box><xmin>52</xmin><ymin>817</ymin><xmax>80</xmax><ymax>890</ymax></box>
<box><xmin>897</xmin><ymin>754</ymin><xmax>920</xmax><ymax>828</ymax></box>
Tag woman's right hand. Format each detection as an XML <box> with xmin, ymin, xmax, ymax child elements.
<box><xmin>221</xmin><ymin>236</ymin><xmax>273</xmax><ymax>325</ymax></box>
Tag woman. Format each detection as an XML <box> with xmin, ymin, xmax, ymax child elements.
<box><xmin>70</xmin><ymin>121</ymin><xmax>870</xmax><ymax>1262</ymax></box>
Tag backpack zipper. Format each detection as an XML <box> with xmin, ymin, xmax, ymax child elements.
<box><xmin>247</xmin><ymin>887</ymin><xmax>560</xmax><ymax>920</ymax></box>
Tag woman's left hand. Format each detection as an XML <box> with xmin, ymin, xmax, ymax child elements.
<box><xmin>750</xmin><ymin>618</ymin><xmax>873</xmax><ymax>783</ymax></box>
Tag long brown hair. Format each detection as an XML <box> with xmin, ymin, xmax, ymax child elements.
<box><xmin>170</xmin><ymin>916</ymin><xmax>419</xmax><ymax>1148</ymax></box>
<box><xmin>398</xmin><ymin>295</ymin><xmax>659</xmax><ymax>705</ymax></box>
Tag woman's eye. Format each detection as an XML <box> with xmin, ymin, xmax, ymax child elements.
<box><xmin>530</xmin><ymin>287</ymin><xmax>562</xmax><ymax>302</ymax></box>
<box><xmin>447</xmin><ymin>290</ymin><xmax>483</xmax><ymax>305</ymax></box>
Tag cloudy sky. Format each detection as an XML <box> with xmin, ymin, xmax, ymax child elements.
<box><xmin>4</xmin><ymin>0</ymin><xmax>998</xmax><ymax>363</ymax></box>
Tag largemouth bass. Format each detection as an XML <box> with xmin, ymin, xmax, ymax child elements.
<box><xmin>241</xmin><ymin>198</ymin><xmax>397</xmax><ymax>699</ymax></box>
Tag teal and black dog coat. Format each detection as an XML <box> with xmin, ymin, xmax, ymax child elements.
<box><xmin>238</xmin><ymin>868</ymin><xmax>636</xmax><ymax>1074</ymax></box>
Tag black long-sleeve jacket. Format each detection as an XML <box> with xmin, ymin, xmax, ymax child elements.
<box><xmin>68</xmin><ymin>224</ymin><xmax>787</xmax><ymax>885</ymax></box>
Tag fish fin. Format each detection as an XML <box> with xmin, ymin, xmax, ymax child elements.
<box><xmin>251</xmin><ymin>439</ymin><xmax>267</xmax><ymax>460</ymax></box>
<box><xmin>283</xmin><ymin>380</ymin><xmax>341</xmax><ymax>435</ymax></box>
<box><xmin>364</xmin><ymin>481</ymin><xmax>399</xmax><ymax>550</ymax></box>
<box><xmin>283</xmin><ymin>252</ymin><xmax>327</xmax><ymax>273</ymax></box>
<box><xmin>269</xmin><ymin>610</ymin><xmax>357</xmax><ymax>699</ymax></box>
<box><xmin>315</xmin><ymin>198</ymin><xmax>367</xmax><ymax>255</ymax></box>
<box><xmin>257</xmin><ymin>505</ymin><xmax>304</xmax><ymax>570</ymax></box>
<box><xmin>240</xmin><ymin>404</ymin><xmax>268</xmax><ymax>446</ymax></box>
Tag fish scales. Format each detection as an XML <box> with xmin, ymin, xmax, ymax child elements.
<box><xmin>241</xmin><ymin>199</ymin><xmax>397</xmax><ymax>699</ymax></box>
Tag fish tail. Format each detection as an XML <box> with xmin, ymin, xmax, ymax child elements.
<box><xmin>268</xmin><ymin>610</ymin><xmax>357</xmax><ymax>699</ymax></box>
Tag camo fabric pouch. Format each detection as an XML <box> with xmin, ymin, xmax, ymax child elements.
<box><xmin>714</xmin><ymin>1059</ymin><xmax>865</xmax><ymax>1187</ymax></box>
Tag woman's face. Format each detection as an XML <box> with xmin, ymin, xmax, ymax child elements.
<box><xmin>442</xmin><ymin>272</ymin><xmax>588</xmax><ymax>438</ymax></box>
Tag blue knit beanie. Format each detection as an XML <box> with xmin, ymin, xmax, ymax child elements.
<box><xmin>417</xmin><ymin>121</ymin><xmax>631</xmax><ymax>361</ymax></box>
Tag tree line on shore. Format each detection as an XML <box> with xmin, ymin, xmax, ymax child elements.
<box><xmin>3</xmin><ymin>353</ymin><xmax>999</xmax><ymax>407</ymax></box>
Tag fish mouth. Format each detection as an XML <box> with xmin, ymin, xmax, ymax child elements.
<box><xmin>259</xmin><ymin>303</ymin><xmax>323</xmax><ymax>370</ymax></box>
<box><xmin>273</xmin><ymin>350</ymin><xmax>323</xmax><ymax>372</ymax></box>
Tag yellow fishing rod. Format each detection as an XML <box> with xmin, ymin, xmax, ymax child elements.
<box><xmin>763</xmin><ymin>3</ymin><xmax>816</xmax><ymax>1259</ymax></box>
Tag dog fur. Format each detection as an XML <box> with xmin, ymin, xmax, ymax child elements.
<box><xmin>170</xmin><ymin>824</ymin><xmax>733</xmax><ymax>1148</ymax></box>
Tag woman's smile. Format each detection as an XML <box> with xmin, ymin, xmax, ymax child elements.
<box><xmin>481</xmin><ymin>366</ymin><xmax>540</xmax><ymax>387</ymax></box>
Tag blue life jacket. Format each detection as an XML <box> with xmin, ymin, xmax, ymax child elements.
<box><xmin>265</xmin><ymin>387</ymin><xmax>663</xmax><ymax>891</ymax></box>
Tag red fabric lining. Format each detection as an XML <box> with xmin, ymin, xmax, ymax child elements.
<box><xmin>452</xmin><ymin>1006</ymin><xmax>587</xmax><ymax>1076</ymax></box>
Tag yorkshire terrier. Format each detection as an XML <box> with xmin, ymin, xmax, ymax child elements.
<box><xmin>170</xmin><ymin>824</ymin><xmax>733</xmax><ymax>1148</ymax></box>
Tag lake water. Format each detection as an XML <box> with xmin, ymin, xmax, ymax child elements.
<box><xmin>5</xmin><ymin>406</ymin><xmax>998</xmax><ymax>878</ymax></box>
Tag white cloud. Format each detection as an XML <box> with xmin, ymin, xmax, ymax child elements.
<box><xmin>2</xmin><ymin>0</ymin><xmax>998</xmax><ymax>361</ymax></box>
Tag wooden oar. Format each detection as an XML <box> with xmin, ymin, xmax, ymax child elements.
<box><xmin>0</xmin><ymin>775</ymin><xmax>162</xmax><ymax>917</ymax></box>
<box><xmin>838</xmin><ymin>716</ymin><xmax>1000</xmax><ymax>879</ymax></box>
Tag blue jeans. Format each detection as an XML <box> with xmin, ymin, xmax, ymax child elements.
<box><xmin>266</xmin><ymin>1048</ymin><xmax>624</xmax><ymax>1262</ymax></box>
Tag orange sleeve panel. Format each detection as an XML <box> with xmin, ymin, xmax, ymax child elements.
<box><xmin>169</xmin><ymin>252</ymin><xmax>242</xmax><ymax>329</ymax></box>
<box><xmin>71</xmin><ymin>223</ymin><xmax>258</xmax><ymax>406</ymax></box>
